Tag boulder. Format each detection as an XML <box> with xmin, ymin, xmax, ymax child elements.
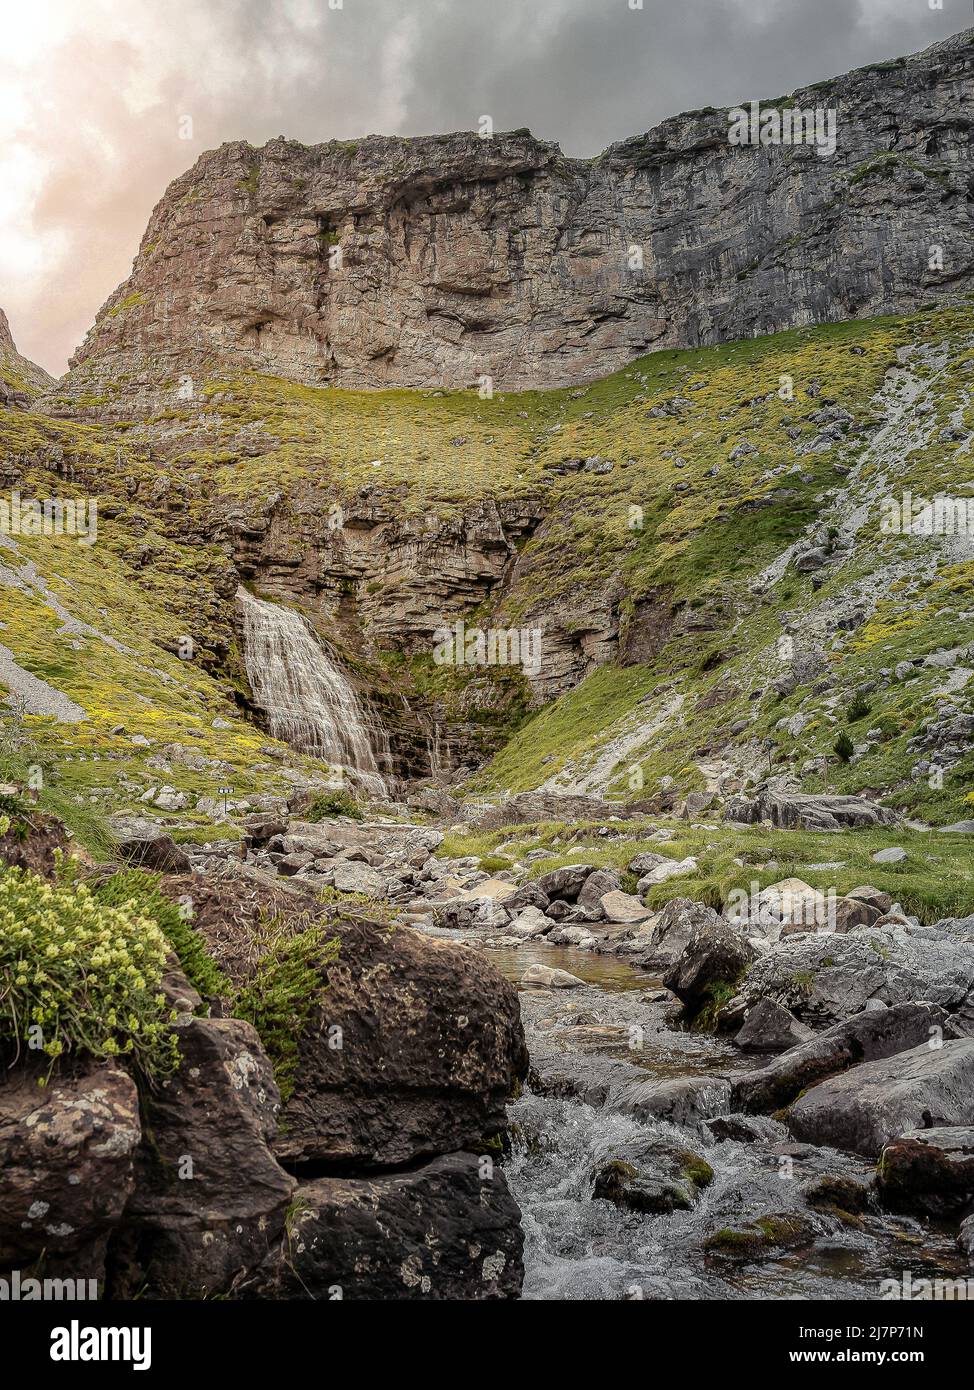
<box><xmin>731</xmin><ymin>1002</ymin><xmax>948</xmax><ymax>1114</ymax></box>
<box><xmin>611</xmin><ymin>1074</ymin><xmax>733</xmax><ymax>1128</ymax></box>
<box><xmin>110</xmin><ymin>816</ymin><xmax>192</xmax><ymax>874</ymax></box>
<box><xmin>638</xmin><ymin>855</ymin><xmax>698</xmax><ymax>888</ymax></box>
<box><xmin>876</xmin><ymin>1126</ymin><xmax>974</xmax><ymax>1215</ymax></box>
<box><xmin>846</xmin><ymin>885</ymin><xmax>894</xmax><ymax>915</ymax></box>
<box><xmin>663</xmin><ymin>916</ymin><xmax>756</xmax><ymax>1011</ymax></box>
<box><xmin>600</xmin><ymin>889</ymin><xmax>653</xmax><ymax>924</ymax></box>
<box><xmin>577</xmin><ymin>867</ymin><xmax>622</xmax><ymax>910</ymax></box>
<box><xmin>873</xmin><ymin>847</ymin><xmax>907</xmax><ymax>865</ymax></box>
<box><xmin>521</xmin><ymin>964</ymin><xmax>586</xmax><ymax>990</ymax></box>
<box><xmin>162</xmin><ymin>875</ymin><xmax>528</xmax><ymax>1171</ymax></box>
<box><xmin>787</xmin><ymin>1039</ymin><xmax>974</xmax><ymax>1156</ymax></box>
<box><xmin>108</xmin><ymin>1013</ymin><xmax>295</xmax><ymax>1298</ymax></box>
<box><xmin>331</xmin><ymin>860</ymin><xmax>387</xmax><ymax>895</ymax></box>
<box><xmin>724</xmin><ymin>790</ymin><xmax>898</xmax><ymax>832</ymax></box>
<box><xmin>726</xmin><ymin>923</ymin><xmax>974</xmax><ymax>1030</ymax></box>
<box><xmin>703</xmin><ymin>1212</ymin><xmax>816</xmax><ymax>1261</ymax></box>
<box><xmin>537</xmin><ymin>864</ymin><xmax>594</xmax><ymax>902</ymax></box>
<box><xmin>264</xmin><ymin>1152</ymin><xmax>523</xmax><ymax>1300</ymax></box>
<box><xmin>733</xmin><ymin>998</ymin><xmax>814</xmax><ymax>1053</ymax></box>
<box><xmin>501</xmin><ymin>881</ymin><xmax>550</xmax><ymax>914</ymax></box>
<box><xmin>508</xmin><ymin>905</ymin><xmax>554</xmax><ymax>938</ymax></box>
<box><xmin>0</xmin><ymin>1060</ymin><xmax>140</xmax><ymax>1279</ymax></box>
<box><xmin>638</xmin><ymin>897</ymin><xmax>722</xmax><ymax>969</ymax></box>
<box><xmin>959</xmin><ymin>1215</ymin><xmax>974</xmax><ymax>1267</ymax></box>
<box><xmin>592</xmin><ymin>1140</ymin><xmax>713</xmax><ymax>1215</ymax></box>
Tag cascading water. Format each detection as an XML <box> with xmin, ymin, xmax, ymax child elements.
<box><xmin>236</xmin><ymin>587</ymin><xmax>388</xmax><ymax>793</ymax></box>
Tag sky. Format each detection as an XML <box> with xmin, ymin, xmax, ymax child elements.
<box><xmin>0</xmin><ymin>0</ymin><xmax>968</xmax><ymax>378</ymax></box>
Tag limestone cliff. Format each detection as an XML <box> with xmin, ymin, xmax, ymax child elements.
<box><xmin>64</xmin><ymin>29</ymin><xmax>973</xmax><ymax>399</ymax></box>
<box><xmin>0</xmin><ymin>308</ymin><xmax>54</xmax><ymax>407</ymax></box>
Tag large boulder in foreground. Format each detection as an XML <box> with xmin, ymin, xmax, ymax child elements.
<box><xmin>788</xmin><ymin>1039</ymin><xmax>974</xmax><ymax>1156</ymax></box>
<box><xmin>726</xmin><ymin>923</ymin><xmax>974</xmax><ymax>1031</ymax></box>
<box><xmin>731</xmin><ymin>1002</ymin><xmax>948</xmax><ymax>1114</ymax></box>
<box><xmin>108</xmin><ymin>1011</ymin><xmax>295</xmax><ymax>1298</ymax></box>
<box><xmin>0</xmin><ymin>1059</ymin><xmax>140</xmax><ymax>1280</ymax></box>
<box><xmin>164</xmin><ymin>874</ymin><xmax>528</xmax><ymax>1168</ymax></box>
<box><xmin>876</xmin><ymin>1126</ymin><xmax>974</xmax><ymax>1216</ymax></box>
<box><xmin>264</xmin><ymin>1153</ymin><xmax>523</xmax><ymax>1300</ymax></box>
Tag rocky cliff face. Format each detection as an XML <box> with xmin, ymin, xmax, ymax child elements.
<box><xmin>0</xmin><ymin>307</ymin><xmax>54</xmax><ymax>406</ymax></box>
<box><xmin>64</xmin><ymin>30</ymin><xmax>973</xmax><ymax>399</ymax></box>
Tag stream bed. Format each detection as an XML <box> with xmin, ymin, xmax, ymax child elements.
<box><xmin>434</xmin><ymin>929</ymin><xmax>967</xmax><ymax>1302</ymax></box>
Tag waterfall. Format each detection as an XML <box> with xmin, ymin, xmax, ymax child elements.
<box><xmin>237</xmin><ymin>587</ymin><xmax>388</xmax><ymax>794</ymax></box>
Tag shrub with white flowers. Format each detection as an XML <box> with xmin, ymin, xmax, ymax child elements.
<box><xmin>0</xmin><ymin>864</ymin><xmax>179</xmax><ymax>1079</ymax></box>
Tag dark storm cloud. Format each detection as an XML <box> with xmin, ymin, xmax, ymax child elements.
<box><xmin>1</xmin><ymin>0</ymin><xmax>966</xmax><ymax>376</ymax></box>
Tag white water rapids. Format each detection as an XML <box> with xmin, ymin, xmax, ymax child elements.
<box><xmin>237</xmin><ymin>587</ymin><xmax>388</xmax><ymax>793</ymax></box>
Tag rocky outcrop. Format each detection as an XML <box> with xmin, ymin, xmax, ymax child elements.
<box><xmin>724</xmin><ymin>789</ymin><xmax>900</xmax><ymax>832</ymax></box>
<box><xmin>63</xmin><ymin>31</ymin><xmax>974</xmax><ymax>401</ymax></box>
<box><xmin>0</xmin><ymin>307</ymin><xmax>54</xmax><ymax>407</ymax></box>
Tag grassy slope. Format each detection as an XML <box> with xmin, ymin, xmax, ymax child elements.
<box><xmin>4</xmin><ymin>302</ymin><xmax>973</xmax><ymax>840</ymax></box>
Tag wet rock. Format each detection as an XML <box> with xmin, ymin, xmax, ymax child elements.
<box><xmin>612</xmin><ymin>1074</ymin><xmax>734</xmax><ymax>1128</ymax></box>
<box><xmin>704</xmin><ymin>1113</ymin><xmax>787</xmax><ymax>1144</ymax></box>
<box><xmin>0</xmin><ymin>1060</ymin><xmax>140</xmax><ymax>1279</ymax></box>
<box><xmin>733</xmin><ymin>998</ymin><xmax>814</xmax><ymax>1053</ymax></box>
<box><xmin>788</xmin><ymin>1039</ymin><xmax>974</xmax><ymax>1156</ymax></box>
<box><xmin>732</xmin><ymin>1002</ymin><xmax>948</xmax><ymax>1113</ymax></box>
<box><xmin>802</xmin><ymin>1173</ymin><xmax>872</xmax><ymax>1216</ymax></box>
<box><xmin>703</xmin><ymin>1212</ymin><xmax>816</xmax><ymax>1261</ymax></box>
<box><xmin>876</xmin><ymin>1126</ymin><xmax>974</xmax><ymax>1215</ymax></box>
<box><xmin>959</xmin><ymin>1215</ymin><xmax>974</xmax><ymax>1267</ymax></box>
<box><xmin>592</xmin><ymin>1140</ymin><xmax>713</xmax><ymax>1215</ymax></box>
<box><xmin>263</xmin><ymin>1152</ymin><xmax>523</xmax><ymax>1300</ymax></box>
<box><xmin>521</xmin><ymin>964</ymin><xmax>586</xmax><ymax>990</ymax></box>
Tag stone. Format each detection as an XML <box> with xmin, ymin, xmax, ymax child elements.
<box><xmin>537</xmin><ymin>864</ymin><xmax>594</xmax><ymax>901</ymax></box>
<box><xmin>637</xmin><ymin>897</ymin><xmax>722</xmax><ymax>969</ymax></box>
<box><xmin>263</xmin><ymin>1153</ymin><xmax>523</xmax><ymax>1300</ymax></box>
<box><xmin>0</xmin><ymin>1060</ymin><xmax>140</xmax><ymax>1277</ymax></box>
<box><xmin>873</xmin><ymin>847</ymin><xmax>907</xmax><ymax>864</ymax></box>
<box><xmin>731</xmin><ymin>1002</ymin><xmax>948</xmax><ymax>1114</ymax></box>
<box><xmin>577</xmin><ymin>866</ymin><xmax>622</xmax><ymax>909</ymax></box>
<box><xmin>66</xmin><ymin>33</ymin><xmax>974</xmax><ymax>404</ymax></box>
<box><xmin>330</xmin><ymin>859</ymin><xmax>387</xmax><ymax>895</ymax></box>
<box><xmin>726</xmin><ymin>924</ymin><xmax>974</xmax><ymax>1030</ymax></box>
<box><xmin>733</xmin><ymin>998</ymin><xmax>814</xmax><ymax>1053</ymax></box>
<box><xmin>787</xmin><ymin>1039</ymin><xmax>974</xmax><ymax>1156</ymax></box>
<box><xmin>638</xmin><ymin>855</ymin><xmax>698</xmax><ymax>887</ymax></box>
<box><xmin>959</xmin><ymin>1215</ymin><xmax>974</xmax><ymax>1267</ymax></box>
<box><xmin>110</xmin><ymin>816</ymin><xmax>192</xmax><ymax>874</ymax></box>
<box><xmin>109</xmin><ymin>1013</ymin><xmax>295</xmax><ymax>1298</ymax></box>
<box><xmin>508</xmin><ymin>905</ymin><xmax>554</xmax><ymax>937</ymax></box>
<box><xmin>592</xmin><ymin>1140</ymin><xmax>713</xmax><ymax>1215</ymax></box>
<box><xmin>521</xmin><ymin>964</ymin><xmax>586</xmax><ymax>990</ymax></box>
<box><xmin>501</xmin><ymin>881</ymin><xmax>550</xmax><ymax>914</ymax></box>
<box><xmin>611</xmin><ymin>1074</ymin><xmax>733</xmax><ymax>1128</ymax></box>
<box><xmin>599</xmin><ymin>889</ymin><xmax>653</xmax><ymax>924</ymax></box>
<box><xmin>663</xmin><ymin>916</ymin><xmax>756</xmax><ymax>1011</ymax></box>
<box><xmin>876</xmin><ymin>1126</ymin><xmax>974</xmax><ymax>1215</ymax></box>
<box><xmin>846</xmin><ymin>884</ymin><xmax>894</xmax><ymax>915</ymax></box>
<box><xmin>703</xmin><ymin>1212</ymin><xmax>816</xmax><ymax>1261</ymax></box>
<box><xmin>724</xmin><ymin>790</ymin><xmax>898</xmax><ymax>832</ymax></box>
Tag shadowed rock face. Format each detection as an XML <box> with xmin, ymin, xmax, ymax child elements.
<box><xmin>63</xmin><ymin>30</ymin><xmax>973</xmax><ymax>399</ymax></box>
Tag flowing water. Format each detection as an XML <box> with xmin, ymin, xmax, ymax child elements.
<box><xmin>479</xmin><ymin>940</ymin><xmax>966</xmax><ymax>1302</ymax></box>
<box><xmin>236</xmin><ymin>587</ymin><xmax>389</xmax><ymax>792</ymax></box>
